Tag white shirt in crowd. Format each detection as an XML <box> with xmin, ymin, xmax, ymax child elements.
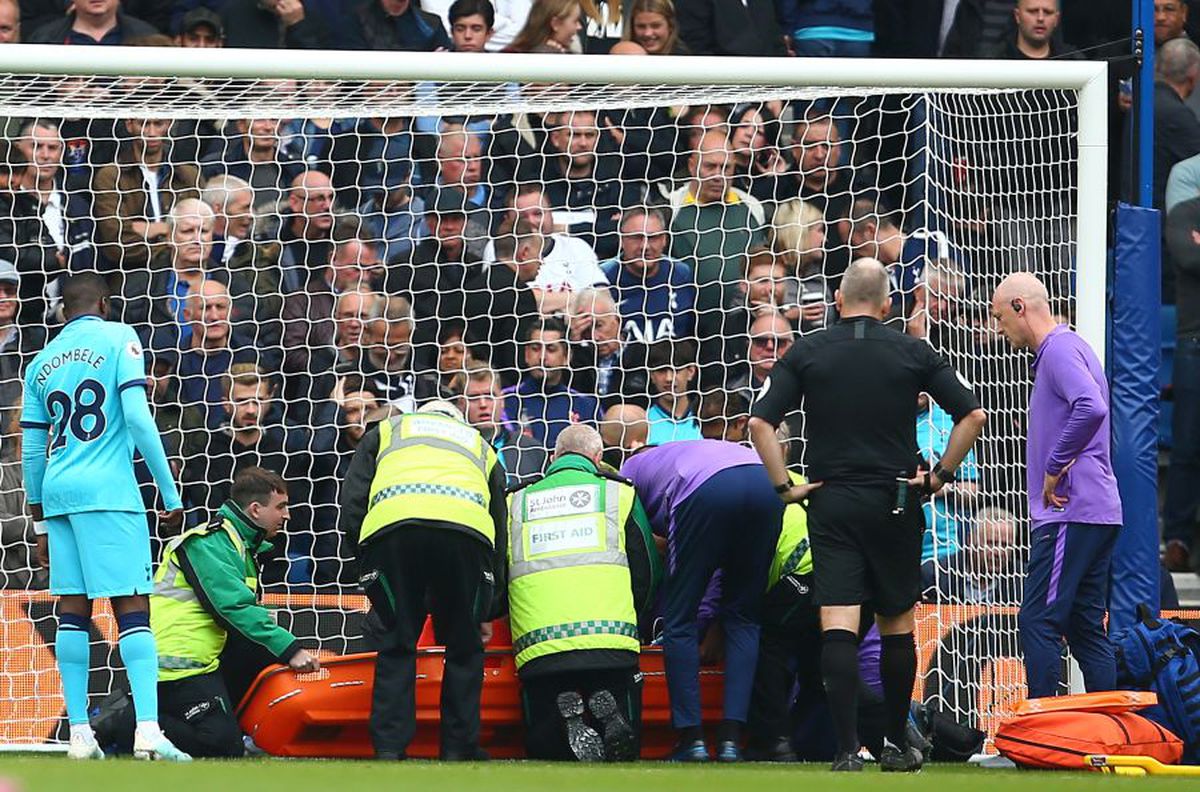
<box><xmin>482</xmin><ymin>233</ymin><xmax>608</xmax><ymax>292</ymax></box>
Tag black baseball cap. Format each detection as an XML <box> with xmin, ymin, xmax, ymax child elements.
<box><xmin>180</xmin><ymin>8</ymin><xmax>224</xmax><ymax>38</ymax></box>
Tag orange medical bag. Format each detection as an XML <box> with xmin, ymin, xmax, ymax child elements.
<box><xmin>996</xmin><ymin>699</ymin><xmax>1183</xmax><ymax>770</ymax></box>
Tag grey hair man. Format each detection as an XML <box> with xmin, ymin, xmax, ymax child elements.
<box><xmin>1154</xmin><ymin>38</ymin><xmax>1200</xmax><ymax>209</ymax></box>
<box><xmin>201</xmin><ymin>174</ymin><xmax>256</xmax><ymax>263</ymax></box>
<box><xmin>554</xmin><ymin>423</ymin><xmax>605</xmax><ymax>463</ymax></box>
<box><xmin>503</xmin><ymin>414</ymin><xmax>658</xmax><ymax>762</ymax></box>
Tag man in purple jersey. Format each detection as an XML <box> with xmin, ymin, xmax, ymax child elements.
<box><xmin>621</xmin><ymin>439</ymin><xmax>784</xmax><ymax>762</ymax></box>
<box><xmin>991</xmin><ymin>272</ymin><xmax>1123</xmax><ymax>698</ymax></box>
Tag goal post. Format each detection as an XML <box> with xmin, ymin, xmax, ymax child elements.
<box><xmin>0</xmin><ymin>45</ymin><xmax>1114</xmax><ymax>749</ymax></box>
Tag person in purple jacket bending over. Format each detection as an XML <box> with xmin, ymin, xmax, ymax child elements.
<box><xmin>621</xmin><ymin>439</ymin><xmax>785</xmax><ymax>763</ymax></box>
<box><xmin>991</xmin><ymin>272</ymin><xmax>1123</xmax><ymax>699</ymax></box>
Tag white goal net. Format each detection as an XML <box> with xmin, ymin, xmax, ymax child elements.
<box><xmin>0</xmin><ymin>47</ymin><xmax>1106</xmax><ymax>748</ymax></box>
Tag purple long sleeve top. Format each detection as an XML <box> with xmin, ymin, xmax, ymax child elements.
<box><xmin>1027</xmin><ymin>325</ymin><xmax>1123</xmax><ymax>528</ymax></box>
<box><xmin>620</xmin><ymin>439</ymin><xmax>763</xmax><ymax>541</ymax></box>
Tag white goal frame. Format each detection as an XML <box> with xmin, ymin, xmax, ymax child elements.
<box><xmin>0</xmin><ymin>45</ymin><xmax>1109</xmax><ymax>751</ymax></box>
<box><xmin>0</xmin><ymin>45</ymin><xmax>1109</xmax><ymax>357</ymax></box>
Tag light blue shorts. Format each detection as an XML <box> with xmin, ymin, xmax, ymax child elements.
<box><xmin>46</xmin><ymin>511</ymin><xmax>153</xmax><ymax>598</ymax></box>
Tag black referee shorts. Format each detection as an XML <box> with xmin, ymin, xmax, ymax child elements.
<box><xmin>806</xmin><ymin>482</ymin><xmax>925</xmax><ymax>617</ymax></box>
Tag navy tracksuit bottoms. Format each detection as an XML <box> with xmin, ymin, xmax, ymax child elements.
<box><xmin>662</xmin><ymin>465</ymin><xmax>783</xmax><ymax>729</ymax></box>
<box><xmin>1019</xmin><ymin>522</ymin><xmax>1119</xmax><ymax>698</ymax></box>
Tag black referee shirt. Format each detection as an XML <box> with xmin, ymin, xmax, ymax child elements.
<box><xmin>750</xmin><ymin>316</ymin><xmax>981</xmax><ymax>485</ymax></box>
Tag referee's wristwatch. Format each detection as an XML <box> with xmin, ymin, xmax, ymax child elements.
<box><xmin>932</xmin><ymin>462</ymin><xmax>958</xmax><ymax>483</ymax></box>
<box><xmin>774</xmin><ymin>481</ymin><xmax>792</xmax><ymax>494</ymax></box>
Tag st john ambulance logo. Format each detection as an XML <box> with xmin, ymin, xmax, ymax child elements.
<box><xmin>525</xmin><ymin>485</ymin><xmax>600</xmax><ymax>520</ymax></box>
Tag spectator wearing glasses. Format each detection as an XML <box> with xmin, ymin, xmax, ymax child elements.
<box><xmin>729</xmin><ymin>311</ymin><xmax>794</xmax><ymax>406</ymax></box>
<box><xmin>720</xmin><ymin>250</ymin><xmax>787</xmax><ymax>385</ymax></box>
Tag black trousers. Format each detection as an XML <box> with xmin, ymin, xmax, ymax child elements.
<box><xmin>521</xmin><ymin>667</ymin><xmax>642</xmax><ymax>760</ymax></box>
<box><xmin>159</xmin><ymin>670</ymin><xmax>244</xmax><ymax>758</ymax></box>
<box><xmin>219</xmin><ymin>629</ymin><xmax>281</xmax><ymax>709</ymax></box>
<box><xmin>748</xmin><ymin>573</ymin><xmax>822</xmax><ymax>744</ymax></box>
<box><xmin>359</xmin><ymin>526</ymin><xmax>493</xmax><ymax>758</ymax></box>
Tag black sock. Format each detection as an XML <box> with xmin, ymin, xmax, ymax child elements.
<box><xmin>679</xmin><ymin>725</ymin><xmax>703</xmax><ymax>743</ymax></box>
<box><xmin>821</xmin><ymin>629</ymin><xmax>860</xmax><ymax>755</ymax></box>
<box><xmin>879</xmin><ymin>632</ymin><xmax>918</xmax><ymax>748</ymax></box>
<box><xmin>717</xmin><ymin>719</ymin><xmax>742</xmax><ymax>744</ymax></box>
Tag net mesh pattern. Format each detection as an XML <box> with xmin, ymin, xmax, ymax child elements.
<box><xmin>0</xmin><ymin>71</ymin><xmax>1081</xmax><ymax>747</ymax></box>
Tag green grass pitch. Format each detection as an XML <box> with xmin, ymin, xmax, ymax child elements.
<box><xmin>0</xmin><ymin>757</ymin><xmax>1196</xmax><ymax>792</ymax></box>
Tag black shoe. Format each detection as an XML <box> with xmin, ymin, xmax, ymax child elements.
<box><xmin>557</xmin><ymin>691</ymin><xmax>605</xmax><ymax>762</ymax></box>
<box><xmin>715</xmin><ymin>740</ymin><xmax>743</xmax><ymax>763</ymax></box>
<box><xmin>587</xmin><ymin>689</ymin><xmax>636</xmax><ymax>762</ymax></box>
<box><xmin>666</xmin><ymin>739</ymin><xmax>709</xmax><ymax>762</ymax></box>
<box><xmin>879</xmin><ymin>742</ymin><xmax>924</xmax><ymax>773</ymax></box>
<box><xmin>89</xmin><ymin>687</ymin><xmax>135</xmax><ymax>755</ymax></box>
<box><xmin>374</xmin><ymin>750</ymin><xmax>407</xmax><ymax>761</ymax></box>
<box><xmin>744</xmin><ymin>737</ymin><xmax>798</xmax><ymax>763</ymax></box>
<box><xmin>441</xmin><ymin>746</ymin><xmax>489</xmax><ymax>761</ymax></box>
<box><xmin>831</xmin><ymin>752</ymin><xmax>865</xmax><ymax>771</ymax></box>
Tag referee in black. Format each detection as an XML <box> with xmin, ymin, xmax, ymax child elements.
<box><xmin>748</xmin><ymin>259</ymin><xmax>986</xmax><ymax>772</ymax></box>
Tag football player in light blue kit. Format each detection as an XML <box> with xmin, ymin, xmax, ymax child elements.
<box><xmin>21</xmin><ymin>273</ymin><xmax>190</xmax><ymax>762</ymax></box>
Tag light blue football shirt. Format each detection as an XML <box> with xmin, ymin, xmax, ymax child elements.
<box><xmin>21</xmin><ymin>316</ymin><xmax>150</xmax><ymax>516</ymax></box>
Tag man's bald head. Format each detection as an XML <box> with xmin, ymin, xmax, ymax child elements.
<box><xmin>993</xmin><ymin>271</ymin><xmax>1049</xmax><ymax>307</ymax></box>
<box><xmin>689</xmin><ymin>131</ymin><xmax>735</xmax><ymax>203</ymax></box>
<box><xmin>291</xmin><ymin>169</ymin><xmax>332</xmax><ymax>192</ymax></box>
<box><xmin>288</xmin><ymin>169</ymin><xmax>335</xmax><ymax>237</ymax></box>
<box><xmin>991</xmin><ymin>271</ymin><xmax>1058</xmax><ymax>350</ymax></box>
<box><xmin>698</xmin><ymin>130</ymin><xmax>730</xmax><ymax>155</ymax></box>
<box><xmin>196</xmin><ymin>278</ymin><xmax>229</xmax><ymax>300</ymax></box>
<box><xmin>609</xmin><ymin>40</ymin><xmax>646</xmax><ymax>55</ymax></box>
<box><xmin>600</xmin><ymin>404</ymin><xmax>649</xmax><ymax>452</ymax></box>
<box><xmin>836</xmin><ymin>258</ymin><xmax>891</xmax><ymax>316</ymax></box>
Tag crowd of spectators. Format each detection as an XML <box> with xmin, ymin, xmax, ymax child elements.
<box><xmin>0</xmin><ymin>0</ymin><xmax>1137</xmax><ymax>596</ymax></box>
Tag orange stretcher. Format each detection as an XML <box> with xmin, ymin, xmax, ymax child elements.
<box><xmin>236</xmin><ymin>645</ymin><xmax>726</xmax><ymax>759</ymax></box>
